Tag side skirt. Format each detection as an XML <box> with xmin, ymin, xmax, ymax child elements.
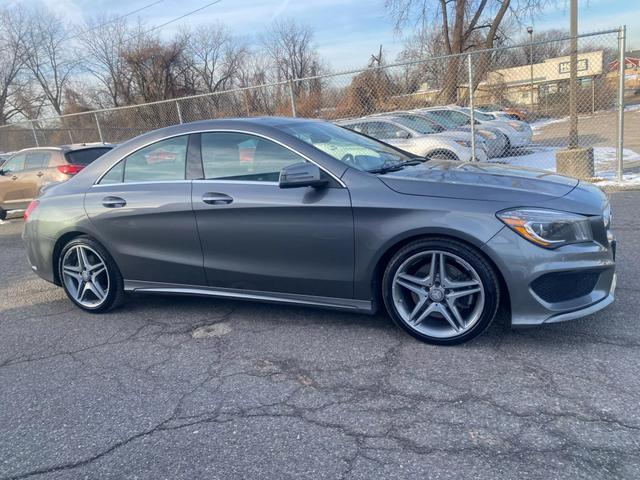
<box><xmin>124</xmin><ymin>280</ymin><xmax>375</xmax><ymax>314</ymax></box>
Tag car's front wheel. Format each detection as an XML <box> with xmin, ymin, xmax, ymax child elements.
<box><xmin>59</xmin><ymin>236</ymin><xmax>124</xmax><ymax>313</ymax></box>
<box><xmin>382</xmin><ymin>238</ymin><xmax>500</xmax><ymax>345</ymax></box>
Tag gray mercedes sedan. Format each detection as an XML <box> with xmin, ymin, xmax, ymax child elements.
<box><xmin>22</xmin><ymin>117</ymin><xmax>616</xmax><ymax>345</ymax></box>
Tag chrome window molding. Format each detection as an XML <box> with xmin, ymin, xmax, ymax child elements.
<box><xmin>93</xmin><ymin>128</ymin><xmax>346</xmax><ymax>188</ymax></box>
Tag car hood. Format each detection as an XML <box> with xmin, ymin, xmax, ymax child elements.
<box><xmin>480</xmin><ymin>120</ymin><xmax>516</xmax><ymax>132</ymax></box>
<box><xmin>378</xmin><ymin>160</ymin><xmax>579</xmax><ymax>202</ymax></box>
<box><xmin>426</xmin><ymin>130</ymin><xmax>470</xmax><ymax>142</ymax></box>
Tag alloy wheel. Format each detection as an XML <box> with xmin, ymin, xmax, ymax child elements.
<box><xmin>391</xmin><ymin>250</ymin><xmax>485</xmax><ymax>339</ymax></box>
<box><xmin>61</xmin><ymin>245</ymin><xmax>110</xmax><ymax>308</ymax></box>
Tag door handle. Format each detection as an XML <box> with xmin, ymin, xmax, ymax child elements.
<box><xmin>202</xmin><ymin>192</ymin><xmax>233</xmax><ymax>205</ymax></box>
<box><xmin>11</xmin><ymin>175</ymin><xmax>17</xmax><ymax>181</ymax></box>
<box><xmin>36</xmin><ymin>172</ymin><xmax>44</xmax><ymax>177</ymax></box>
<box><xmin>102</xmin><ymin>196</ymin><xmax>127</xmax><ymax>208</ymax></box>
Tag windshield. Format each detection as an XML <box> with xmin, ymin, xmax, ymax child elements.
<box><xmin>277</xmin><ymin>121</ymin><xmax>412</xmax><ymax>173</ymax></box>
<box><xmin>393</xmin><ymin>115</ymin><xmax>443</xmax><ymax>134</ymax></box>
<box><xmin>427</xmin><ymin>109</ymin><xmax>476</xmax><ymax>127</ymax></box>
<box><xmin>459</xmin><ymin>108</ymin><xmax>495</xmax><ymax>122</ymax></box>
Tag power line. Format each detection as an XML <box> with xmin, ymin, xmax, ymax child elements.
<box><xmin>49</xmin><ymin>0</ymin><xmax>225</xmax><ymax>73</ymax></box>
<box><xmin>63</xmin><ymin>0</ymin><xmax>165</xmax><ymax>42</ymax></box>
<box><xmin>144</xmin><ymin>0</ymin><xmax>223</xmax><ymax>34</ymax></box>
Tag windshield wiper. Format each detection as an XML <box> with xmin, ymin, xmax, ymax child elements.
<box><xmin>367</xmin><ymin>159</ymin><xmax>423</xmax><ymax>174</ymax></box>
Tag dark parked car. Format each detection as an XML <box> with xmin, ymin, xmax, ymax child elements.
<box><xmin>22</xmin><ymin>118</ymin><xmax>616</xmax><ymax>345</ymax></box>
<box><xmin>0</xmin><ymin>144</ymin><xmax>113</xmax><ymax>219</ymax></box>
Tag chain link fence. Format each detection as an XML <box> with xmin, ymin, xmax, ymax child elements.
<box><xmin>0</xmin><ymin>28</ymin><xmax>632</xmax><ymax>182</ymax></box>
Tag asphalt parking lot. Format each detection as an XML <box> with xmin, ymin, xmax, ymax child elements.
<box><xmin>1</xmin><ymin>191</ymin><xmax>639</xmax><ymax>480</ymax></box>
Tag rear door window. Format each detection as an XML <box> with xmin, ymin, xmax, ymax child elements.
<box><xmin>24</xmin><ymin>151</ymin><xmax>52</xmax><ymax>170</ymax></box>
<box><xmin>65</xmin><ymin>147</ymin><xmax>112</xmax><ymax>166</ymax></box>
<box><xmin>124</xmin><ymin>136</ymin><xmax>188</xmax><ymax>183</ymax></box>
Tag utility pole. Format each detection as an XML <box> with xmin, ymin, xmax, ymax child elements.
<box><xmin>568</xmin><ymin>0</ymin><xmax>578</xmax><ymax>148</ymax></box>
<box><xmin>528</xmin><ymin>26</ymin><xmax>534</xmax><ymax>113</ymax></box>
<box><xmin>555</xmin><ymin>0</ymin><xmax>594</xmax><ymax>180</ymax></box>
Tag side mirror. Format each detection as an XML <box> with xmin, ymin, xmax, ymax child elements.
<box><xmin>395</xmin><ymin>130</ymin><xmax>411</xmax><ymax>139</ymax></box>
<box><xmin>279</xmin><ymin>162</ymin><xmax>328</xmax><ymax>189</ymax></box>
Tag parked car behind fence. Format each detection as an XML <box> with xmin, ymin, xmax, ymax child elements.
<box><xmin>336</xmin><ymin>116</ymin><xmax>488</xmax><ymax>162</ymax></box>
<box><xmin>0</xmin><ymin>144</ymin><xmax>113</xmax><ymax>220</ymax></box>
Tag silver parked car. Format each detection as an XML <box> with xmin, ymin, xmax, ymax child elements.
<box><xmin>424</xmin><ymin>107</ymin><xmax>532</xmax><ymax>150</ymax></box>
<box><xmin>23</xmin><ymin>117</ymin><xmax>616</xmax><ymax>345</ymax></box>
<box><xmin>336</xmin><ymin>116</ymin><xmax>488</xmax><ymax>162</ymax></box>
<box><xmin>405</xmin><ymin>110</ymin><xmax>507</xmax><ymax>158</ymax></box>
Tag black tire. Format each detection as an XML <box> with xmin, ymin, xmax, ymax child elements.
<box><xmin>0</xmin><ymin>208</ymin><xmax>6</xmax><ymax>221</ymax></box>
<box><xmin>382</xmin><ymin>237</ymin><xmax>500</xmax><ymax>345</ymax></box>
<box><xmin>58</xmin><ymin>236</ymin><xmax>125</xmax><ymax>313</ymax></box>
<box><xmin>501</xmin><ymin>137</ymin><xmax>511</xmax><ymax>156</ymax></box>
<box><xmin>427</xmin><ymin>150</ymin><xmax>460</xmax><ymax>162</ymax></box>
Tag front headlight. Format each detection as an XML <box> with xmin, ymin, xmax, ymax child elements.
<box><xmin>478</xmin><ymin>129</ymin><xmax>496</xmax><ymax>140</ymax></box>
<box><xmin>454</xmin><ymin>139</ymin><xmax>472</xmax><ymax>148</ymax></box>
<box><xmin>507</xmin><ymin>121</ymin><xmax>524</xmax><ymax>132</ymax></box>
<box><xmin>497</xmin><ymin>208</ymin><xmax>593</xmax><ymax>248</ymax></box>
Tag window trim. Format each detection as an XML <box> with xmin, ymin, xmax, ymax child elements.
<box><xmin>93</xmin><ymin>129</ymin><xmax>346</xmax><ymax>188</ymax></box>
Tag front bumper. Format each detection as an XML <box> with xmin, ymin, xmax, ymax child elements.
<box><xmin>23</xmin><ymin>218</ymin><xmax>57</xmax><ymax>285</ymax></box>
<box><xmin>482</xmin><ymin>227</ymin><xmax>616</xmax><ymax>327</ymax></box>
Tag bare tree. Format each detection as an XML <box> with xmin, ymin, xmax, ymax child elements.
<box><xmin>0</xmin><ymin>6</ymin><xmax>30</xmax><ymax>124</ymax></box>
<box><xmin>262</xmin><ymin>18</ymin><xmax>319</xmax><ymax>95</ymax></box>
<box><xmin>122</xmin><ymin>32</ymin><xmax>192</xmax><ymax>103</ymax></box>
<box><xmin>185</xmin><ymin>23</ymin><xmax>247</xmax><ymax>94</ymax></box>
<box><xmin>21</xmin><ymin>7</ymin><xmax>76</xmax><ymax>115</ymax></box>
<box><xmin>78</xmin><ymin>15</ymin><xmax>134</xmax><ymax>107</ymax></box>
<box><xmin>386</xmin><ymin>0</ymin><xmax>548</xmax><ymax>102</ymax></box>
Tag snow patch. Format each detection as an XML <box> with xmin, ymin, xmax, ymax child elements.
<box><xmin>496</xmin><ymin>146</ymin><xmax>640</xmax><ymax>187</ymax></box>
<box><xmin>529</xmin><ymin>117</ymin><xmax>568</xmax><ymax>131</ymax></box>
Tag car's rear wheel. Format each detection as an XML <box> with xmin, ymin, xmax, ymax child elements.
<box><xmin>0</xmin><ymin>208</ymin><xmax>6</xmax><ymax>221</ymax></box>
<box><xmin>382</xmin><ymin>238</ymin><xmax>500</xmax><ymax>345</ymax></box>
<box><xmin>501</xmin><ymin>137</ymin><xmax>511</xmax><ymax>156</ymax></box>
<box><xmin>58</xmin><ymin>236</ymin><xmax>124</xmax><ymax>313</ymax></box>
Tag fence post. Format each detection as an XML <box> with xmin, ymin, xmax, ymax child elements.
<box><xmin>616</xmin><ymin>25</ymin><xmax>626</xmax><ymax>182</ymax></box>
<box><xmin>467</xmin><ymin>53</ymin><xmax>477</xmax><ymax>162</ymax></box>
<box><xmin>175</xmin><ymin>100</ymin><xmax>183</xmax><ymax>124</ymax></box>
<box><xmin>94</xmin><ymin>113</ymin><xmax>104</xmax><ymax>143</ymax></box>
<box><xmin>30</xmin><ymin>121</ymin><xmax>39</xmax><ymax>147</ymax></box>
<box><xmin>288</xmin><ymin>79</ymin><xmax>297</xmax><ymax>117</ymax></box>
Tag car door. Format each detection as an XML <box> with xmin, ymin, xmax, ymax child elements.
<box><xmin>19</xmin><ymin>150</ymin><xmax>54</xmax><ymax>200</ymax></box>
<box><xmin>84</xmin><ymin>134</ymin><xmax>207</xmax><ymax>286</ymax></box>
<box><xmin>191</xmin><ymin>131</ymin><xmax>354</xmax><ymax>299</ymax></box>
<box><xmin>0</xmin><ymin>153</ymin><xmax>29</xmax><ymax>210</ymax></box>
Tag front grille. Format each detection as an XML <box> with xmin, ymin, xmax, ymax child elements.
<box><xmin>531</xmin><ymin>270</ymin><xmax>600</xmax><ymax>303</ymax></box>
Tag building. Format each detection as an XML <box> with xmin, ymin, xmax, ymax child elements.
<box><xmin>411</xmin><ymin>50</ymin><xmax>606</xmax><ymax>109</ymax></box>
<box><xmin>479</xmin><ymin>50</ymin><xmax>604</xmax><ymax>106</ymax></box>
<box><xmin>607</xmin><ymin>50</ymin><xmax>640</xmax><ymax>94</ymax></box>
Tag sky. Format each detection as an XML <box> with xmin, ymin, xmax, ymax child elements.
<box><xmin>5</xmin><ymin>0</ymin><xmax>639</xmax><ymax>70</ymax></box>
